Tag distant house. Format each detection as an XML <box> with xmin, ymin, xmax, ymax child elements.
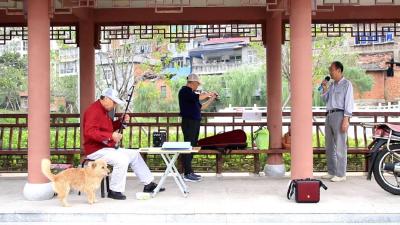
<box><xmin>161</xmin><ymin>40</ymin><xmax>200</xmax><ymax>79</ymax></box>
<box><xmin>189</xmin><ymin>37</ymin><xmax>259</xmax><ymax>76</ymax></box>
<box><xmin>18</xmin><ymin>91</ymin><xmax>28</xmax><ymax>111</ymax></box>
<box><xmin>0</xmin><ymin>37</ymin><xmax>28</xmax><ymax>57</ymax></box>
<box><xmin>50</xmin><ymin>96</ymin><xmax>67</xmax><ymax>112</ymax></box>
<box><xmin>162</xmin><ymin>55</ymin><xmax>191</xmax><ymax>78</ymax></box>
<box><xmin>136</xmin><ymin>71</ymin><xmax>173</xmax><ymax>100</ymax></box>
<box><xmin>349</xmin><ymin>29</ymin><xmax>400</xmax><ymax>104</ymax></box>
<box><xmin>58</xmin><ymin>47</ymin><xmax>79</xmax><ymax>77</ymax></box>
<box><xmin>19</xmin><ymin>92</ymin><xmax>67</xmax><ymax>112</ymax></box>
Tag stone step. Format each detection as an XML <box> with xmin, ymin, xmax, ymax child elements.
<box><xmin>1</xmin><ymin>213</ymin><xmax>400</xmax><ymax>224</ymax></box>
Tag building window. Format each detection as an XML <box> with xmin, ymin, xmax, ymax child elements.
<box><xmin>102</xmin><ymin>68</ymin><xmax>113</xmax><ymax>80</ymax></box>
<box><xmin>229</xmin><ymin>55</ymin><xmax>242</xmax><ymax>63</ymax></box>
<box><xmin>135</xmin><ymin>44</ymin><xmax>151</xmax><ymax>54</ymax></box>
<box><xmin>208</xmin><ymin>57</ymin><xmax>222</xmax><ymax>63</ymax></box>
<box><xmin>354</xmin><ymin>32</ymin><xmax>394</xmax><ymax>45</ymax></box>
<box><xmin>59</xmin><ymin>48</ymin><xmax>78</xmax><ymax>60</ymax></box>
<box><xmin>23</xmin><ymin>41</ymin><xmax>28</xmax><ymax>51</ymax></box>
<box><xmin>248</xmin><ymin>50</ymin><xmax>257</xmax><ymax>64</ymax></box>
<box><xmin>160</xmin><ymin>86</ymin><xmax>167</xmax><ymax>98</ymax></box>
<box><xmin>59</xmin><ymin>61</ymin><xmax>77</xmax><ymax>75</ymax></box>
<box><xmin>172</xmin><ymin>58</ymin><xmax>185</xmax><ymax>68</ymax></box>
<box><xmin>355</xmin><ymin>36</ymin><xmax>367</xmax><ymax>45</ymax></box>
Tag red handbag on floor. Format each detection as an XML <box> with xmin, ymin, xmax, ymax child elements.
<box><xmin>287</xmin><ymin>178</ymin><xmax>327</xmax><ymax>203</ymax></box>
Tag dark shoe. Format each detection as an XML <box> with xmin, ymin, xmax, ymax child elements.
<box><xmin>191</xmin><ymin>172</ymin><xmax>202</xmax><ymax>179</ymax></box>
<box><xmin>183</xmin><ymin>173</ymin><xmax>201</xmax><ymax>182</ymax></box>
<box><xmin>143</xmin><ymin>182</ymin><xmax>166</xmax><ymax>193</ymax></box>
<box><xmin>107</xmin><ymin>190</ymin><xmax>126</xmax><ymax>200</ymax></box>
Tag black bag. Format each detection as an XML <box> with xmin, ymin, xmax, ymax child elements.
<box><xmin>152</xmin><ymin>129</ymin><xmax>167</xmax><ymax>147</ymax></box>
<box><xmin>287</xmin><ymin>178</ymin><xmax>327</xmax><ymax>203</ymax></box>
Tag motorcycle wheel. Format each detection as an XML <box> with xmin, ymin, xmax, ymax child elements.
<box><xmin>373</xmin><ymin>144</ymin><xmax>400</xmax><ymax>195</ymax></box>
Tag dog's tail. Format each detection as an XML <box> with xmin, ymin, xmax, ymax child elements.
<box><xmin>41</xmin><ymin>159</ymin><xmax>55</xmax><ymax>181</ymax></box>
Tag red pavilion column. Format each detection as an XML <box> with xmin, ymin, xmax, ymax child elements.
<box><xmin>79</xmin><ymin>10</ymin><xmax>95</xmax><ymax>149</ymax></box>
<box><xmin>23</xmin><ymin>0</ymin><xmax>53</xmax><ymax>200</ymax></box>
<box><xmin>265</xmin><ymin>12</ymin><xmax>284</xmax><ymax>176</ymax></box>
<box><xmin>289</xmin><ymin>0</ymin><xmax>313</xmax><ymax>179</ymax></box>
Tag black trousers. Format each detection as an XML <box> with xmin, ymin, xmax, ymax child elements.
<box><xmin>181</xmin><ymin>118</ymin><xmax>200</xmax><ymax>175</ymax></box>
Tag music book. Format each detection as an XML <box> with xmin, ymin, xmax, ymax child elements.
<box><xmin>162</xmin><ymin>142</ymin><xmax>192</xmax><ymax>150</ymax></box>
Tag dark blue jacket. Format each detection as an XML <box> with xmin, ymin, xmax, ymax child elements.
<box><xmin>178</xmin><ymin>86</ymin><xmax>201</xmax><ymax>121</ymax></box>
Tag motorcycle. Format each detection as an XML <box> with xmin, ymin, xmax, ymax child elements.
<box><xmin>363</xmin><ymin>123</ymin><xmax>400</xmax><ymax>195</ymax></box>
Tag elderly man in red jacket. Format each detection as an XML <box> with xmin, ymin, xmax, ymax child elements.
<box><xmin>83</xmin><ymin>88</ymin><xmax>165</xmax><ymax>200</ymax></box>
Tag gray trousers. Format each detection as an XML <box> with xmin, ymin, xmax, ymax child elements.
<box><xmin>325</xmin><ymin>111</ymin><xmax>348</xmax><ymax>177</ymax></box>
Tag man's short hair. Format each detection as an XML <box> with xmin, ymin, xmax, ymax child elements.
<box><xmin>332</xmin><ymin>61</ymin><xmax>344</xmax><ymax>73</ymax></box>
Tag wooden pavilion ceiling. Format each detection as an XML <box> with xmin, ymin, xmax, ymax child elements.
<box><xmin>2</xmin><ymin>0</ymin><xmax>400</xmax><ymax>10</ymax></box>
<box><xmin>1</xmin><ymin>0</ymin><xmax>400</xmax><ymax>24</ymax></box>
<box><xmin>1</xmin><ymin>0</ymin><xmax>400</xmax><ymax>46</ymax></box>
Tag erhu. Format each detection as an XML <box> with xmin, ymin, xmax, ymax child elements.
<box><xmin>114</xmin><ymin>85</ymin><xmax>135</xmax><ymax>149</ymax></box>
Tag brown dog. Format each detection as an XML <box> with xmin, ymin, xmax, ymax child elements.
<box><xmin>41</xmin><ymin>159</ymin><xmax>109</xmax><ymax>207</ymax></box>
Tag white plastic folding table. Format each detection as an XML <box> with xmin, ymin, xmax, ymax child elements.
<box><xmin>139</xmin><ymin>147</ymin><xmax>200</xmax><ymax>197</ymax></box>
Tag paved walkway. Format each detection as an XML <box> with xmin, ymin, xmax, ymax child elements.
<box><xmin>0</xmin><ymin>173</ymin><xmax>399</xmax><ymax>224</ymax></box>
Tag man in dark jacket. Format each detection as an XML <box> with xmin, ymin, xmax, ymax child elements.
<box><xmin>178</xmin><ymin>74</ymin><xmax>217</xmax><ymax>182</ymax></box>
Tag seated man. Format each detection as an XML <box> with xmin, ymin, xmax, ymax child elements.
<box><xmin>83</xmin><ymin>88</ymin><xmax>165</xmax><ymax>200</ymax></box>
<box><xmin>282</xmin><ymin>127</ymin><xmax>291</xmax><ymax>150</ymax></box>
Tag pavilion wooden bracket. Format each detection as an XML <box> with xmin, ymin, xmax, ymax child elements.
<box><xmin>155</xmin><ymin>6</ymin><xmax>184</xmax><ymax>14</ymax></box>
<box><xmin>265</xmin><ymin>0</ymin><xmax>288</xmax><ymax>12</ymax></box>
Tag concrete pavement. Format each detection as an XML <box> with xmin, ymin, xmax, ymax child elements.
<box><xmin>0</xmin><ymin>173</ymin><xmax>399</xmax><ymax>224</ymax></box>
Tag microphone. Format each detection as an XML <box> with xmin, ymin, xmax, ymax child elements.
<box><xmin>318</xmin><ymin>76</ymin><xmax>331</xmax><ymax>92</ymax></box>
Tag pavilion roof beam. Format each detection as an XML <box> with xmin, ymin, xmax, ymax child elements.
<box><xmin>1</xmin><ymin>5</ymin><xmax>400</xmax><ymax>25</ymax></box>
<box><xmin>311</xmin><ymin>5</ymin><xmax>400</xmax><ymax>22</ymax></box>
<box><xmin>91</xmin><ymin>6</ymin><xmax>400</xmax><ymax>25</ymax></box>
<box><xmin>92</xmin><ymin>7</ymin><xmax>267</xmax><ymax>24</ymax></box>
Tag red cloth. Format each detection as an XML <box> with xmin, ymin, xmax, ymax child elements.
<box><xmin>83</xmin><ymin>100</ymin><xmax>121</xmax><ymax>156</ymax></box>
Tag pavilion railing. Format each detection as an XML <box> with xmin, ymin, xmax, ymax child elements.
<box><xmin>0</xmin><ymin>112</ymin><xmax>399</xmax><ymax>172</ymax></box>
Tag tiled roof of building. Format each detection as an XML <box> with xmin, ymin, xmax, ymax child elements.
<box><xmin>357</xmin><ymin>51</ymin><xmax>393</xmax><ymax>71</ymax></box>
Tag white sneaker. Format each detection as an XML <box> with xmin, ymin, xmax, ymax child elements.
<box><xmin>331</xmin><ymin>176</ymin><xmax>346</xmax><ymax>182</ymax></box>
<box><xmin>321</xmin><ymin>174</ymin><xmax>334</xmax><ymax>179</ymax></box>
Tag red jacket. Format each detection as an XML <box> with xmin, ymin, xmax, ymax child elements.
<box><xmin>83</xmin><ymin>100</ymin><xmax>121</xmax><ymax>156</ymax></box>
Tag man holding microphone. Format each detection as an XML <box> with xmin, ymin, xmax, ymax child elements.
<box><xmin>321</xmin><ymin>61</ymin><xmax>354</xmax><ymax>182</ymax></box>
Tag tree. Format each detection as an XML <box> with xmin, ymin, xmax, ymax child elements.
<box><xmin>50</xmin><ymin>45</ymin><xmax>79</xmax><ymax>113</ymax></box>
<box><xmin>200</xmin><ymin>64</ymin><xmax>266</xmax><ymax>109</ymax></box>
<box><xmin>96</xmin><ymin>40</ymin><xmax>138</xmax><ymax>99</ymax></box>
<box><xmin>96</xmin><ymin>35</ymin><xmax>174</xmax><ymax>112</ymax></box>
<box><xmin>51</xmin><ymin>75</ymin><xmax>78</xmax><ymax>112</ymax></box>
<box><xmin>345</xmin><ymin>66</ymin><xmax>373</xmax><ymax>93</ymax></box>
<box><xmin>132</xmin><ymin>77</ymin><xmax>187</xmax><ymax>113</ymax></box>
<box><xmin>224</xmin><ymin>65</ymin><xmax>266</xmax><ymax>107</ymax></box>
<box><xmin>0</xmin><ymin>52</ymin><xmax>27</xmax><ymax>111</ymax></box>
<box><xmin>281</xmin><ymin>34</ymin><xmax>373</xmax><ymax>107</ymax></box>
<box><xmin>133</xmin><ymin>82</ymin><xmax>160</xmax><ymax>112</ymax></box>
